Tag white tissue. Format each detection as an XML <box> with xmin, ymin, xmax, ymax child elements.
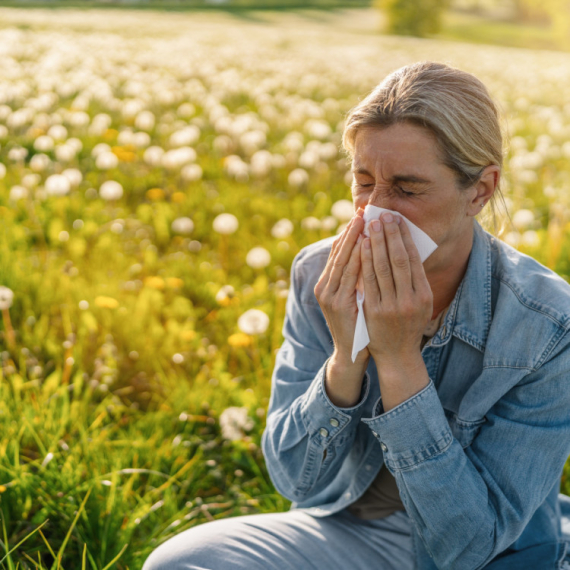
<box><xmin>351</xmin><ymin>205</ymin><xmax>438</xmax><ymax>362</ymax></box>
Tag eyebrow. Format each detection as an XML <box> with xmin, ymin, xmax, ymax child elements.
<box><xmin>352</xmin><ymin>166</ymin><xmax>431</xmax><ymax>185</ymax></box>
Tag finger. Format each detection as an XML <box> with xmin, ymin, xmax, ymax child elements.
<box><xmin>336</xmin><ymin>236</ymin><xmax>364</xmax><ymax>298</ymax></box>
<box><xmin>324</xmin><ymin>216</ymin><xmax>357</xmax><ymax>279</ymax></box>
<box><xmin>328</xmin><ymin>215</ymin><xmax>365</xmax><ymax>292</ymax></box>
<box><xmin>369</xmin><ymin>218</ymin><xmax>396</xmax><ymax>300</ymax></box>
<box><xmin>382</xmin><ymin>215</ymin><xmax>412</xmax><ymax>295</ymax></box>
<box><xmin>397</xmin><ymin>216</ymin><xmax>429</xmax><ymax>293</ymax></box>
<box><xmin>360</xmin><ymin>236</ymin><xmax>381</xmax><ymax>305</ymax></box>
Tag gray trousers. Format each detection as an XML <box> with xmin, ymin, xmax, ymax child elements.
<box><xmin>142</xmin><ymin>507</ymin><xmax>414</xmax><ymax>570</ymax></box>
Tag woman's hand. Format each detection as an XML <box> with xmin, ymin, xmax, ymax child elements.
<box><xmin>360</xmin><ymin>212</ymin><xmax>433</xmax><ymax>365</ymax></box>
<box><xmin>314</xmin><ymin>208</ymin><xmax>370</xmax><ymax>365</ymax></box>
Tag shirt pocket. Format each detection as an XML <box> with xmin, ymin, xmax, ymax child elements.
<box><xmin>443</xmin><ymin>408</ymin><xmax>487</xmax><ymax>449</ymax></box>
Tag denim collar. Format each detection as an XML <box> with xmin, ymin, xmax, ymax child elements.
<box><xmin>430</xmin><ymin>219</ymin><xmax>492</xmax><ymax>353</ymax></box>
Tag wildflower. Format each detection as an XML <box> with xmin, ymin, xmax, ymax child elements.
<box><xmin>45</xmin><ymin>174</ymin><xmax>71</xmax><ymax>197</ymax></box>
<box><xmin>91</xmin><ymin>143</ymin><xmax>112</xmax><ymax>158</ymax></box>
<box><xmin>228</xmin><ymin>332</ymin><xmax>252</xmax><ymax>348</ymax></box>
<box><xmin>94</xmin><ymin>296</ymin><xmax>119</xmax><ymax>309</ymax></box>
<box><xmin>172</xmin><ymin>353</ymin><xmax>184</xmax><ymax>364</ymax></box>
<box><xmin>181</xmin><ymin>163</ymin><xmax>203</xmax><ymax>182</ymax></box>
<box><xmin>246</xmin><ymin>246</ymin><xmax>271</xmax><ymax>269</ymax></box>
<box><xmin>9</xmin><ymin>186</ymin><xmax>28</xmax><ymax>201</ymax></box>
<box><xmin>219</xmin><ymin>407</ymin><xmax>254</xmax><ymax>441</ymax></box>
<box><xmin>331</xmin><ymin>199</ymin><xmax>354</xmax><ymax>222</ymax></box>
<box><xmin>22</xmin><ymin>174</ymin><xmax>40</xmax><ymax>188</ymax></box>
<box><xmin>33</xmin><ymin>135</ymin><xmax>54</xmax><ymax>152</ymax></box>
<box><xmin>30</xmin><ymin>153</ymin><xmax>51</xmax><ymax>172</ymax></box>
<box><xmin>144</xmin><ymin>146</ymin><xmax>165</xmax><ymax>166</ymax></box>
<box><xmin>216</xmin><ymin>285</ymin><xmax>235</xmax><ymax>305</ymax></box>
<box><xmin>271</xmin><ymin>218</ymin><xmax>294</xmax><ymax>239</ymax></box>
<box><xmin>237</xmin><ymin>308</ymin><xmax>269</xmax><ymax>335</ymax></box>
<box><xmin>146</xmin><ymin>188</ymin><xmax>164</xmax><ymax>201</ymax></box>
<box><xmin>301</xmin><ymin>216</ymin><xmax>321</xmax><ymax>230</ymax></box>
<box><xmin>512</xmin><ymin>209</ymin><xmax>535</xmax><ymax>230</ymax></box>
<box><xmin>135</xmin><ymin>110</ymin><xmax>155</xmax><ymax>131</ymax></box>
<box><xmin>48</xmin><ymin>125</ymin><xmax>67</xmax><ymax>141</ymax></box>
<box><xmin>521</xmin><ymin>230</ymin><xmax>540</xmax><ymax>248</ymax></box>
<box><xmin>213</xmin><ymin>213</ymin><xmax>239</xmax><ymax>234</ymax></box>
<box><xmin>172</xmin><ymin>192</ymin><xmax>186</xmax><ymax>203</ymax></box>
<box><xmin>96</xmin><ymin>151</ymin><xmax>119</xmax><ymax>170</ymax></box>
<box><xmin>171</xmin><ymin>217</ymin><xmax>194</xmax><ymax>235</ymax></box>
<box><xmin>144</xmin><ymin>276</ymin><xmax>165</xmax><ymax>290</ymax></box>
<box><xmin>170</xmin><ymin>126</ymin><xmax>200</xmax><ymax>147</ymax></box>
<box><xmin>0</xmin><ymin>164</ymin><xmax>5</xmax><ymax>178</ymax></box>
<box><xmin>62</xmin><ymin>168</ymin><xmax>82</xmax><ymax>188</ymax></box>
<box><xmin>288</xmin><ymin>168</ymin><xmax>309</xmax><ymax>188</ymax></box>
<box><xmin>165</xmin><ymin>277</ymin><xmax>183</xmax><ymax>288</ymax></box>
<box><xmin>99</xmin><ymin>181</ymin><xmax>123</xmax><ymax>201</ymax></box>
<box><xmin>305</xmin><ymin>119</ymin><xmax>331</xmax><ymax>140</ymax></box>
<box><xmin>0</xmin><ymin>286</ymin><xmax>14</xmax><ymax>310</ymax></box>
<box><xmin>180</xmin><ymin>330</ymin><xmax>197</xmax><ymax>341</ymax></box>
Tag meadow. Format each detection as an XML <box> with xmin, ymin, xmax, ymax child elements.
<box><xmin>0</xmin><ymin>7</ymin><xmax>570</xmax><ymax>568</ymax></box>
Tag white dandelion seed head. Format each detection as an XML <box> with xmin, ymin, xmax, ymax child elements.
<box><xmin>91</xmin><ymin>143</ymin><xmax>112</xmax><ymax>158</ymax></box>
<box><xmin>0</xmin><ymin>286</ymin><xmax>14</xmax><ymax>310</ymax></box>
<box><xmin>171</xmin><ymin>217</ymin><xmax>194</xmax><ymax>235</ymax></box>
<box><xmin>0</xmin><ymin>163</ymin><xmax>6</xmax><ymax>179</ymax></box>
<box><xmin>47</xmin><ymin>124</ymin><xmax>67</xmax><ymax>141</ymax></box>
<box><xmin>33</xmin><ymin>135</ymin><xmax>54</xmax><ymax>152</ymax></box>
<box><xmin>219</xmin><ymin>407</ymin><xmax>255</xmax><ymax>441</ymax></box>
<box><xmin>246</xmin><ymin>247</ymin><xmax>271</xmax><ymax>269</ymax></box>
<box><xmin>216</xmin><ymin>285</ymin><xmax>235</xmax><ymax>303</ymax></box>
<box><xmin>45</xmin><ymin>174</ymin><xmax>71</xmax><ymax>197</ymax></box>
<box><xmin>9</xmin><ymin>185</ymin><xmax>28</xmax><ymax>201</ymax></box>
<box><xmin>213</xmin><ymin>213</ymin><xmax>239</xmax><ymax>235</ymax></box>
<box><xmin>301</xmin><ymin>216</ymin><xmax>321</xmax><ymax>231</ymax></box>
<box><xmin>99</xmin><ymin>180</ymin><xmax>123</xmax><ymax>201</ymax></box>
<box><xmin>96</xmin><ymin>151</ymin><xmax>119</xmax><ymax>170</ymax></box>
<box><xmin>512</xmin><ymin>209</ymin><xmax>535</xmax><ymax>230</ymax></box>
<box><xmin>237</xmin><ymin>308</ymin><xmax>269</xmax><ymax>335</ymax></box>
<box><xmin>331</xmin><ymin>199</ymin><xmax>354</xmax><ymax>222</ymax></box>
<box><xmin>30</xmin><ymin>153</ymin><xmax>51</xmax><ymax>172</ymax></box>
<box><xmin>55</xmin><ymin>144</ymin><xmax>77</xmax><ymax>163</ymax></box>
<box><xmin>135</xmin><ymin>110</ymin><xmax>155</xmax><ymax>131</ymax></box>
<box><xmin>62</xmin><ymin>168</ymin><xmax>82</xmax><ymax>188</ymax></box>
<box><xmin>181</xmin><ymin>163</ymin><xmax>203</xmax><ymax>182</ymax></box>
<box><xmin>271</xmin><ymin>218</ymin><xmax>294</xmax><ymax>239</ymax></box>
<box><xmin>143</xmin><ymin>145</ymin><xmax>165</xmax><ymax>167</ymax></box>
<box><xmin>288</xmin><ymin>168</ymin><xmax>309</xmax><ymax>188</ymax></box>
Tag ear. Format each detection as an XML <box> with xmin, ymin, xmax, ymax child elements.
<box><xmin>466</xmin><ymin>165</ymin><xmax>501</xmax><ymax>217</ymax></box>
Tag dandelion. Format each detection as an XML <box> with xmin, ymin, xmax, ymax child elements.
<box><xmin>144</xmin><ymin>276</ymin><xmax>165</xmax><ymax>290</ymax></box>
<box><xmin>521</xmin><ymin>230</ymin><xmax>540</xmax><ymax>248</ymax></box>
<box><xmin>96</xmin><ymin>151</ymin><xmax>119</xmax><ymax>170</ymax></box>
<box><xmin>170</xmin><ymin>126</ymin><xmax>200</xmax><ymax>147</ymax></box>
<box><xmin>33</xmin><ymin>135</ymin><xmax>54</xmax><ymax>152</ymax></box>
<box><xmin>48</xmin><ymin>125</ymin><xmax>67</xmax><ymax>141</ymax></box>
<box><xmin>45</xmin><ymin>174</ymin><xmax>71</xmax><ymax>197</ymax></box>
<box><xmin>172</xmin><ymin>353</ymin><xmax>184</xmax><ymax>364</ymax></box>
<box><xmin>181</xmin><ymin>163</ymin><xmax>203</xmax><ymax>182</ymax></box>
<box><xmin>331</xmin><ymin>199</ymin><xmax>354</xmax><ymax>222</ymax></box>
<box><xmin>0</xmin><ymin>164</ymin><xmax>5</xmax><ymax>179</ymax></box>
<box><xmin>135</xmin><ymin>110</ymin><xmax>155</xmax><ymax>131</ymax></box>
<box><xmin>30</xmin><ymin>153</ymin><xmax>51</xmax><ymax>172</ymax></box>
<box><xmin>271</xmin><ymin>218</ymin><xmax>294</xmax><ymax>239</ymax></box>
<box><xmin>9</xmin><ymin>186</ymin><xmax>28</xmax><ymax>201</ymax></box>
<box><xmin>216</xmin><ymin>285</ymin><xmax>235</xmax><ymax>306</ymax></box>
<box><xmin>165</xmin><ymin>277</ymin><xmax>184</xmax><ymax>288</ymax></box>
<box><xmin>219</xmin><ymin>407</ymin><xmax>254</xmax><ymax>441</ymax></box>
<box><xmin>288</xmin><ymin>168</ymin><xmax>309</xmax><ymax>188</ymax></box>
<box><xmin>0</xmin><ymin>286</ymin><xmax>15</xmax><ymax>350</ymax></box>
<box><xmin>94</xmin><ymin>296</ymin><xmax>119</xmax><ymax>309</ymax></box>
<box><xmin>301</xmin><ymin>216</ymin><xmax>321</xmax><ymax>231</ymax></box>
<box><xmin>99</xmin><ymin>181</ymin><xmax>123</xmax><ymax>201</ymax></box>
<box><xmin>213</xmin><ymin>213</ymin><xmax>239</xmax><ymax>234</ymax></box>
<box><xmin>228</xmin><ymin>332</ymin><xmax>252</xmax><ymax>348</ymax></box>
<box><xmin>22</xmin><ymin>173</ymin><xmax>40</xmax><ymax>188</ymax></box>
<box><xmin>512</xmin><ymin>209</ymin><xmax>535</xmax><ymax>230</ymax></box>
<box><xmin>143</xmin><ymin>146</ymin><xmax>165</xmax><ymax>166</ymax></box>
<box><xmin>171</xmin><ymin>217</ymin><xmax>194</xmax><ymax>235</ymax></box>
<box><xmin>238</xmin><ymin>309</ymin><xmax>269</xmax><ymax>335</ymax></box>
<box><xmin>246</xmin><ymin>246</ymin><xmax>271</xmax><ymax>269</ymax></box>
<box><xmin>62</xmin><ymin>168</ymin><xmax>82</xmax><ymax>187</ymax></box>
<box><xmin>146</xmin><ymin>188</ymin><xmax>164</xmax><ymax>201</ymax></box>
<box><xmin>321</xmin><ymin>216</ymin><xmax>338</xmax><ymax>231</ymax></box>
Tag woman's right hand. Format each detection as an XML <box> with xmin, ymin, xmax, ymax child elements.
<box><xmin>314</xmin><ymin>207</ymin><xmax>370</xmax><ymax>365</ymax></box>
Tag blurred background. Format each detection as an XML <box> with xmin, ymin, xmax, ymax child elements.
<box><xmin>0</xmin><ymin>0</ymin><xmax>569</xmax><ymax>567</ymax></box>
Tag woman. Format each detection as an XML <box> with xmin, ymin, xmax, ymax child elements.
<box><xmin>143</xmin><ymin>62</ymin><xmax>570</xmax><ymax>569</ymax></box>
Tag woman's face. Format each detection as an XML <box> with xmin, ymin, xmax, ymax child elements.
<box><xmin>350</xmin><ymin>122</ymin><xmax>480</xmax><ymax>272</ymax></box>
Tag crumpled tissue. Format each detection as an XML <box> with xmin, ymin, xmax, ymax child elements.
<box><xmin>351</xmin><ymin>204</ymin><xmax>438</xmax><ymax>362</ymax></box>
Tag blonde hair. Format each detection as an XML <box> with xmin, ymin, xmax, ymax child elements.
<box><xmin>342</xmin><ymin>61</ymin><xmax>510</xmax><ymax>234</ymax></box>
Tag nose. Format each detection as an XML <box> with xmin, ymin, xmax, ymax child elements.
<box><xmin>366</xmin><ymin>186</ymin><xmax>397</xmax><ymax>212</ymax></box>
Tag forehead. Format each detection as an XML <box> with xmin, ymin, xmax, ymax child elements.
<box><xmin>352</xmin><ymin>123</ymin><xmax>443</xmax><ymax>172</ymax></box>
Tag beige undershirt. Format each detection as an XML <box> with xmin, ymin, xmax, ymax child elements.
<box><xmin>347</xmin><ymin>304</ymin><xmax>451</xmax><ymax>520</ymax></box>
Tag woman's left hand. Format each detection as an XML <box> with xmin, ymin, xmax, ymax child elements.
<box><xmin>360</xmin><ymin>212</ymin><xmax>433</xmax><ymax>365</ymax></box>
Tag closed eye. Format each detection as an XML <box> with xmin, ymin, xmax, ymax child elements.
<box><xmin>355</xmin><ymin>183</ymin><xmax>415</xmax><ymax>197</ymax></box>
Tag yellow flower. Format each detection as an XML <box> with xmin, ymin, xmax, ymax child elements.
<box><xmin>104</xmin><ymin>128</ymin><xmax>118</xmax><ymax>140</ymax></box>
<box><xmin>0</xmin><ymin>485</ymin><xmax>6</xmax><ymax>493</ymax></box>
<box><xmin>144</xmin><ymin>276</ymin><xmax>165</xmax><ymax>290</ymax></box>
<box><xmin>172</xmin><ymin>192</ymin><xmax>186</xmax><ymax>203</ymax></box>
<box><xmin>166</xmin><ymin>277</ymin><xmax>184</xmax><ymax>288</ymax></box>
<box><xmin>146</xmin><ymin>188</ymin><xmax>165</xmax><ymax>201</ymax></box>
<box><xmin>181</xmin><ymin>330</ymin><xmax>197</xmax><ymax>341</ymax></box>
<box><xmin>94</xmin><ymin>296</ymin><xmax>119</xmax><ymax>309</ymax></box>
<box><xmin>228</xmin><ymin>332</ymin><xmax>253</xmax><ymax>348</ymax></box>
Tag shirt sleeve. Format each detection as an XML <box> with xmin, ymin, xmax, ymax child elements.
<box><xmin>361</xmin><ymin>334</ymin><xmax>570</xmax><ymax>570</ymax></box>
<box><xmin>261</xmin><ymin>249</ymin><xmax>371</xmax><ymax>502</ymax></box>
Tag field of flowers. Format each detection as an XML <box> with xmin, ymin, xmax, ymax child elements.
<box><xmin>1</xmin><ymin>7</ymin><xmax>570</xmax><ymax>568</ymax></box>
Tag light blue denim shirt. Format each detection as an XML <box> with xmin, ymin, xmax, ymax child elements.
<box><xmin>261</xmin><ymin>219</ymin><xmax>570</xmax><ymax>569</ymax></box>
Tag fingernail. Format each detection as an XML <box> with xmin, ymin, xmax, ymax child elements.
<box><xmin>382</xmin><ymin>213</ymin><xmax>393</xmax><ymax>223</ymax></box>
<box><xmin>364</xmin><ymin>239</ymin><xmax>371</xmax><ymax>249</ymax></box>
<box><xmin>372</xmin><ymin>220</ymin><xmax>381</xmax><ymax>232</ymax></box>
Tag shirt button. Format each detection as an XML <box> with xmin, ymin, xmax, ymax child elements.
<box><xmin>380</xmin><ymin>442</ymin><xmax>387</xmax><ymax>451</ymax></box>
<box><xmin>329</xmin><ymin>418</ymin><xmax>339</xmax><ymax>427</ymax></box>
<box><xmin>319</xmin><ymin>428</ymin><xmax>329</xmax><ymax>437</ymax></box>
<box><xmin>344</xmin><ymin>492</ymin><xmax>351</xmax><ymax>499</ymax></box>
<box><xmin>371</xmin><ymin>430</ymin><xmax>378</xmax><ymax>437</ymax></box>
